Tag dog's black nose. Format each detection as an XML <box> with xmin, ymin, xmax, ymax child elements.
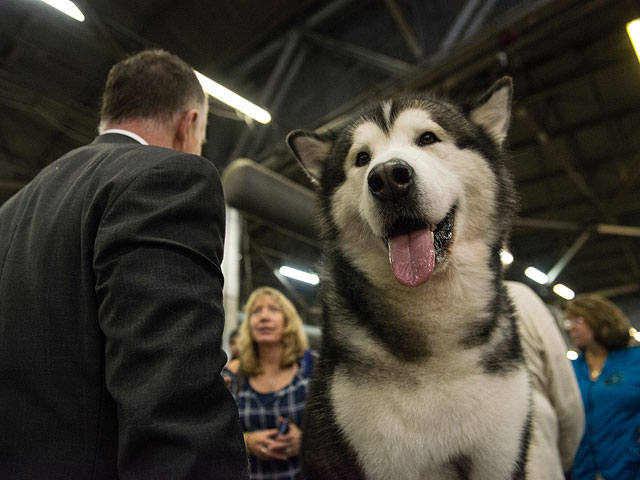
<box><xmin>367</xmin><ymin>159</ymin><xmax>414</xmax><ymax>201</ymax></box>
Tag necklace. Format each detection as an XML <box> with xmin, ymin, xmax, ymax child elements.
<box><xmin>587</xmin><ymin>353</ymin><xmax>606</xmax><ymax>381</ymax></box>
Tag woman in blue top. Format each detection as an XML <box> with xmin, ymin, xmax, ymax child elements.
<box><xmin>566</xmin><ymin>294</ymin><xmax>640</xmax><ymax>480</ymax></box>
<box><xmin>226</xmin><ymin>286</ymin><xmax>313</xmax><ymax>480</ymax></box>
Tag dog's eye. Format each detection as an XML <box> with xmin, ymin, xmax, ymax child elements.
<box><xmin>417</xmin><ymin>132</ymin><xmax>439</xmax><ymax>147</ymax></box>
<box><xmin>355</xmin><ymin>151</ymin><xmax>370</xmax><ymax>167</ymax></box>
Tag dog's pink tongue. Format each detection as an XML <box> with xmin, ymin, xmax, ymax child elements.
<box><xmin>388</xmin><ymin>229</ymin><xmax>435</xmax><ymax>287</ymax></box>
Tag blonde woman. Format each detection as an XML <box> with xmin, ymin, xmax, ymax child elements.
<box><xmin>565</xmin><ymin>294</ymin><xmax>640</xmax><ymax>480</ymax></box>
<box><xmin>227</xmin><ymin>287</ymin><xmax>313</xmax><ymax>480</ymax></box>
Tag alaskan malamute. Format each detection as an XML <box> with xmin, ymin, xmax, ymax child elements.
<box><xmin>287</xmin><ymin>78</ymin><xmax>530</xmax><ymax>480</ymax></box>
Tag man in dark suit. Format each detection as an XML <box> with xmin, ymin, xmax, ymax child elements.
<box><xmin>0</xmin><ymin>50</ymin><xmax>249</xmax><ymax>479</ymax></box>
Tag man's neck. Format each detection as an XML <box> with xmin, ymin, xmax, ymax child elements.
<box><xmin>101</xmin><ymin>120</ymin><xmax>174</xmax><ymax>149</ymax></box>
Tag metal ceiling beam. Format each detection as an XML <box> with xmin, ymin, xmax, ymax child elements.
<box><xmin>515</xmin><ymin>146</ymin><xmax>640</xmax><ymax>189</ymax></box>
<box><xmin>543</xmin><ymin>78</ymin><xmax>640</xmax><ymax>289</ymax></box>
<box><xmin>521</xmin><ymin>194</ymin><xmax>640</xmax><ymax>220</ymax></box>
<box><xmin>461</xmin><ymin>0</ymin><xmax>500</xmax><ymax>40</ymax></box>
<box><xmin>440</xmin><ymin>0</ymin><xmax>483</xmax><ymax>49</ymax></box>
<box><xmin>304</xmin><ymin>32</ymin><xmax>413</xmax><ymax>75</ymax></box>
<box><xmin>249</xmin><ymin>46</ymin><xmax>310</xmax><ymax>161</ymax></box>
<box><xmin>519</xmin><ymin>98</ymin><xmax>608</xmax><ymax>215</ymax></box>
<box><xmin>384</xmin><ymin>0</ymin><xmax>423</xmax><ymax>59</ymax></box>
<box><xmin>230</xmin><ymin>0</ymin><xmax>356</xmax><ymax>75</ymax></box>
<box><xmin>307</xmin><ymin>0</ymin><xmax>587</xmax><ymax>136</ymax></box>
<box><xmin>227</xmin><ymin>30</ymin><xmax>304</xmax><ymax>161</ymax></box>
<box><xmin>73</xmin><ymin>0</ymin><xmax>126</xmax><ymax>60</ymax></box>
<box><xmin>516</xmin><ymin>218</ymin><xmax>583</xmax><ymax>231</ymax></box>
<box><xmin>596</xmin><ymin>224</ymin><xmax>640</xmax><ymax>238</ymax></box>
<box><xmin>518</xmin><ymin>218</ymin><xmax>640</xmax><ymax>238</ymax></box>
<box><xmin>588</xmin><ymin>282</ymin><xmax>640</xmax><ymax>299</ymax></box>
<box><xmin>622</xmin><ymin>240</ymin><xmax>640</xmax><ymax>281</ymax></box>
<box><xmin>253</xmin><ymin>44</ymin><xmax>310</xmax><ymax>161</ymax></box>
<box><xmin>510</xmin><ymin>106</ymin><xmax>639</xmax><ymax>152</ymax></box>
<box><xmin>231</xmin><ymin>39</ymin><xmax>286</xmax><ymax>78</ymax></box>
<box><xmin>546</xmin><ymin>230</ymin><xmax>591</xmax><ymax>284</ymax></box>
<box><xmin>609</xmin><ymin>157</ymin><xmax>640</xmax><ymax>209</ymax></box>
<box><xmin>0</xmin><ymin>74</ymin><xmax>97</xmax><ymax>137</ymax></box>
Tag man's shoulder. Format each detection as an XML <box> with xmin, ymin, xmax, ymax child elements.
<box><xmin>68</xmin><ymin>140</ymin><xmax>218</xmax><ymax>184</ymax></box>
<box><xmin>90</xmin><ymin>140</ymin><xmax>212</xmax><ymax>169</ymax></box>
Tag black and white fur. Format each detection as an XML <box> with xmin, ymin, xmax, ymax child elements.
<box><xmin>287</xmin><ymin>78</ymin><xmax>530</xmax><ymax>480</ymax></box>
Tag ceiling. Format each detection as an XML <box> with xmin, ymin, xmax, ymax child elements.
<box><xmin>2</xmin><ymin>0</ymin><xmax>640</xmax><ymax>328</ymax></box>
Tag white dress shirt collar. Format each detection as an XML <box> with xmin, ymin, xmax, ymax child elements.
<box><xmin>101</xmin><ymin>129</ymin><xmax>149</xmax><ymax>145</ymax></box>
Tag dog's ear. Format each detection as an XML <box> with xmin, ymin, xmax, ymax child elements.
<box><xmin>286</xmin><ymin>130</ymin><xmax>332</xmax><ymax>186</ymax></box>
<box><xmin>468</xmin><ymin>77</ymin><xmax>512</xmax><ymax>147</ymax></box>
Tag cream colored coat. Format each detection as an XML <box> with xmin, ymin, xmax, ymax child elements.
<box><xmin>506</xmin><ymin>281</ymin><xmax>585</xmax><ymax>479</ymax></box>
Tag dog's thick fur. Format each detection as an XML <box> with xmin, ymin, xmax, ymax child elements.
<box><xmin>287</xmin><ymin>78</ymin><xmax>531</xmax><ymax>480</ymax></box>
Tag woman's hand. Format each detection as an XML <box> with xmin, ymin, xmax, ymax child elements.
<box><xmin>244</xmin><ymin>422</ymin><xmax>302</xmax><ymax>460</ymax></box>
<box><xmin>244</xmin><ymin>429</ymin><xmax>288</xmax><ymax>461</ymax></box>
<box><xmin>274</xmin><ymin>421</ymin><xmax>302</xmax><ymax>458</ymax></box>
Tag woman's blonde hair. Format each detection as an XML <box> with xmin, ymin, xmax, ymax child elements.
<box><xmin>237</xmin><ymin>287</ymin><xmax>309</xmax><ymax>376</ymax></box>
<box><xmin>565</xmin><ymin>294</ymin><xmax>631</xmax><ymax>351</ymax></box>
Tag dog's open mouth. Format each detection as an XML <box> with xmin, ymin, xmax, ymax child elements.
<box><xmin>385</xmin><ymin>206</ymin><xmax>456</xmax><ymax>287</ymax></box>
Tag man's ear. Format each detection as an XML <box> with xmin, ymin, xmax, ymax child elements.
<box><xmin>175</xmin><ymin>108</ymin><xmax>199</xmax><ymax>149</ymax></box>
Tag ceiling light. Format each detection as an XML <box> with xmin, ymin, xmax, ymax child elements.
<box><xmin>39</xmin><ymin>0</ymin><xmax>85</xmax><ymax>22</ymax></box>
<box><xmin>553</xmin><ymin>283</ymin><xmax>575</xmax><ymax>300</ymax></box>
<box><xmin>279</xmin><ymin>266</ymin><xmax>319</xmax><ymax>285</ymax></box>
<box><xmin>635</xmin><ymin>332</ymin><xmax>640</xmax><ymax>343</ymax></box>
<box><xmin>630</xmin><ymin>327</ymin><xmax>638</xmax><ymax>337</ymax></box>
<box><xmin>627</xmin><ymin>19</ymin><xmax>640</xmax><ymax>63</ymax></box>
<box><xmin>566</xmin><ymin>350</ymin><xmax>578</xmax><ymax>361</ymax></box>
<box><xmin>524</xmin><ymin>266</ymin><xmax>548</xmax><ymax>284</ymax></box>
<box><xmin>195</xmin><ymin>72</ymin><xmax>271</xmax><ymax>124</ymax></box>
<box><xmin>500</xmin><ymin>249</ymin><xmax>514</xmax><ymax>265</ymax></box>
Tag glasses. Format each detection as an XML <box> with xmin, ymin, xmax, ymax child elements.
<box><xmin>563</xmin><ymin>316</ymin><xmax>585</xmax><ymax>329</ymax></box>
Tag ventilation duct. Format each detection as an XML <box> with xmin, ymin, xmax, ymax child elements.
<box><xmin>221</xmin><ymin>158</ymin><xmax>319</xmax><ymax>240</ymax></box>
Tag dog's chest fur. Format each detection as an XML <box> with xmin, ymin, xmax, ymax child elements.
<box><xmin>314</xmin><ymin>263</ymin><xmax>530</xmax><ymax>478</ymax></box>
<box><xmin>332</xmin><ymin>364</ymin><xmax>529</xmax><ymax>480</ymax></box>
<box><xmin>322</xmin><ymin>269</ymin><xmax>528</xmax><ymax>479</ymax></box>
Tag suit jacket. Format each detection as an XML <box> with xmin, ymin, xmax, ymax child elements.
<box><xmin>0</xmin><ymin>134</ymin><xmax>249</xmax><ymax>479</ymax></box>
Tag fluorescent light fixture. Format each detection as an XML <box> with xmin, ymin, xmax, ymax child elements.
<box><xmin>39</xmin><ymin>0</ymin><xmax>85</xmax><ymax>21</ymax></box>
<box><xmin>524</xmin><ymin>266</ymin><xmax>548</xmax><ymax>284</ymax></box>
<box><xmin>195</xmin><ymin>71</ymin><xmax>271</xmax><ymax>124</ymax></box>
<box><xmin>553</xmin><ymin>283</ymin><xmax>575</xmax><ymax>300</ymax></box>
<box><xmin>279</xmin><ymin>266</ymin><xmax>319</xmax><ymax>285</ymax></box>
<box><xmin>566</xmin><ymin>350</ymin><xmax>579</xmax><ymax>361</ymax></box>
<box><xmin>500</xmin><ymin>249</ymin><xmax>514</xmax><ymax>265</ymax></box>
<box><xmin>627</xmin><ymin>19</ymin><xmax>640</xmax><ymax>63</ymax></box>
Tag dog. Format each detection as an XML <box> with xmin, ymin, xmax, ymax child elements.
<box><xmin>286</xmin><ymin>77</ymin><xmax>531</xmax><ymax>480</ymax></box>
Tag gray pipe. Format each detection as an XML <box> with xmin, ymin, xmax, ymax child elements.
<box><xmin>221</xmin><ymin>158</ymin><xmax>319</xmax><ymax>240</ymax></box>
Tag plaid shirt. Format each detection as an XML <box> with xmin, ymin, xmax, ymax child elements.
<box><xmin>228</xmin><ymin>353</ymin><xmax>314</xmax><ymax>480</ymax></box>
